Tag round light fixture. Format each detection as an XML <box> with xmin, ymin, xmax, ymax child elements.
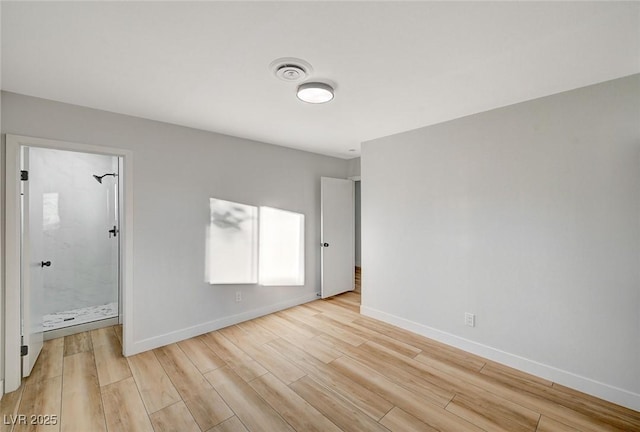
<box><xmin>297</xmin><ymin>82</ymin><xmax>334</xmax><ymax>104</ymax></box>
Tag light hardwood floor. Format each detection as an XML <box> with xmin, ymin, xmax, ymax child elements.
<box><xmin>1</xmin><ymin>292</ymin><xmax>639</xmax><ymax>432</ymax></box>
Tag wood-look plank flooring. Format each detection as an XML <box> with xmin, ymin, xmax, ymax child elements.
<box><xmin>1</xmin><ymin>292</ymin><xmax>639</xmax><ymax>432</ymax></box>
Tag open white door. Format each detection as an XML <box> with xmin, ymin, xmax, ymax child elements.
<box><xmin>321</xmin><ymin>177</ymin><xmax>355</xmax><ymax>298</ymax></box>
<box><xmin>21</xmin><ymin>147</ymin><xmax>45</xmax><ymax>376</ymax></box>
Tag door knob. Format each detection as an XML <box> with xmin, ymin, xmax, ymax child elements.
<box><xmin>322</xmin><ymin>242</ymin><xmax>329</xmax><ymax>247</ymax></box>
<box><xmin>41</xmin><ymin>261</ymin><xmax>51</xmax><ymax>267</ymax></box>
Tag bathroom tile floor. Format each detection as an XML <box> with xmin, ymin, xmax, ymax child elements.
<box><xmin>43</xmin><ymin>302</ymin><xmax>118</xmax><ymax>331</ymax></box>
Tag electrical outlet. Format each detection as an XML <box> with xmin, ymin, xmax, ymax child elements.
<box><xmin>465</xmin><ymin>312</ymin><xmax>475</xmax><ymax>327</ymax></box>
<box><xmin>235</xmin><ymin>291</ymin><xmax>242</xmax><ymax>302</ymax></box>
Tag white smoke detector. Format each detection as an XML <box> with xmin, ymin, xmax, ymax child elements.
<box><xmin>270</xmin><ymin>58</ymin><xmax>312</xmax><ymax>82</ymax></box>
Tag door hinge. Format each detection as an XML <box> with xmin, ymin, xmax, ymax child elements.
<box><xmin>21</xmin><ymin>345</ymin><xmax>28</xmax><ymax>356</ymax></box>
<box><xmin>20</xmin><ymin>170</ymin><xmax>29</xmax><ymax>181</ymax></box>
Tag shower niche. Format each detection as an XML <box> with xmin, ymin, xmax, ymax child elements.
<box><xmin>24</xmin><ymin>147</ymin><xmax>121</xmax><ymax>336</ymax></box>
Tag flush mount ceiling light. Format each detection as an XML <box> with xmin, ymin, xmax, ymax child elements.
<box><xmin>297</xmin><ymin>82</ymin><xmax>334</xmax><ymax>104</ymax></box>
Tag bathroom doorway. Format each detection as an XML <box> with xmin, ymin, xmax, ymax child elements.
<box><xmin>4</xmin><ymin>134</ymin><xmax>133</xmax><ymax>391</ymax></box>
<box><xmin>23</xmin><ymin>146</ymin><xmax>122</xmax><ymax>339</ymax></box>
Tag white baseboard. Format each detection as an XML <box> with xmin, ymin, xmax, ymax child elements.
<box><xmin>360</xmin><ymin>305</ymin><xmax>640</xmax><ymax>412</ymax></box>
<box><xmin>0</xmin><ymin>380</ymin><xmax>4</xmax><ymax>400</ymax></box>
<box><xmin>129</xmin><ymin>293</ymin><xmax>319</xmax><ymax>356</ymax></box>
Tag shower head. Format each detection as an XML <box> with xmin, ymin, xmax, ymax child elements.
<box><xmin>93</xmin><ymin>173</ymin><xmax>118</xmax><ymax>184</ymax></box>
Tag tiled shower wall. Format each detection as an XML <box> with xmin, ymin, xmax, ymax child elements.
<box><xmin>29</xmin><ymin>147</ymin><xmax>119</xmax><ymax>314</ymax></box>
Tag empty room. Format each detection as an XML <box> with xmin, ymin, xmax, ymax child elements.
<box><xmin>0</xmin><ymin>1</ymin><xmax>639</xmax><ymax>431</ymax></box>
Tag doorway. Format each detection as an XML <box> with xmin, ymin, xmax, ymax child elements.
<box><xmin>4</xmin><ymin>134</ymin><xmax>133</xmax><ymax>393</ymax></box>
<box><xmin>25</xmin><ymin>147</ymin><xmax>121</xmax><ymax>338</ymax></box>
<box><xmin>354</xmin><ymin>180</ymin><xmax>361</xmax><ymax>293</ymax></box>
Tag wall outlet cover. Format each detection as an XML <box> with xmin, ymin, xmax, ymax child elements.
<box><xmin>465</xmin><ymin>312</ymin><xmax>476</xmax><ymax>327</ymax></box>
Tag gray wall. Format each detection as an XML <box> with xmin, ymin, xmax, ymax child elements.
<box><xmin>1</xmin><ymin>92</ymin><xmax>348</xmax><ymax>353</ymax></box>
<box><xmin>347</xmin><ymin>157</ymin><xmax>360</xmax><ymax>178</ymax></box>
<box><xmin>361</xmin><ymin>74</ymin><xmax>640</xmax><ymax>409</ymax></box>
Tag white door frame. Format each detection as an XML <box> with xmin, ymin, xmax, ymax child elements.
<box><xmin>3</xmin><ymin>134</ymin><xmax>134</xmax><ymax>392</ymax></box>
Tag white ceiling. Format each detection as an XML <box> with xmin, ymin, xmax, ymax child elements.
<box><xmin>2</xmin><ymin>1</ymin><xmax>639</xmax><ymax>159</ymax></box>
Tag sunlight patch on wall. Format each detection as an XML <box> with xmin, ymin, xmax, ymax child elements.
<box><xmin>42</xmin><ymin>192</ymin><xmax>60</xmax><ymax>231</ymax></box>
<box><xmin>206</xmin><ymin>198</ymin><xmax>258</xmax><ymax>284</ymax></box>
<box><xmin>206</xmin><ymin>199</ymin><xmax>304</xmax><ymax>286</ymax></box>
<box><xmin>259</xmin><ymin>206</ymin><xmax>305</xmax><ymax>286</ymax></box>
